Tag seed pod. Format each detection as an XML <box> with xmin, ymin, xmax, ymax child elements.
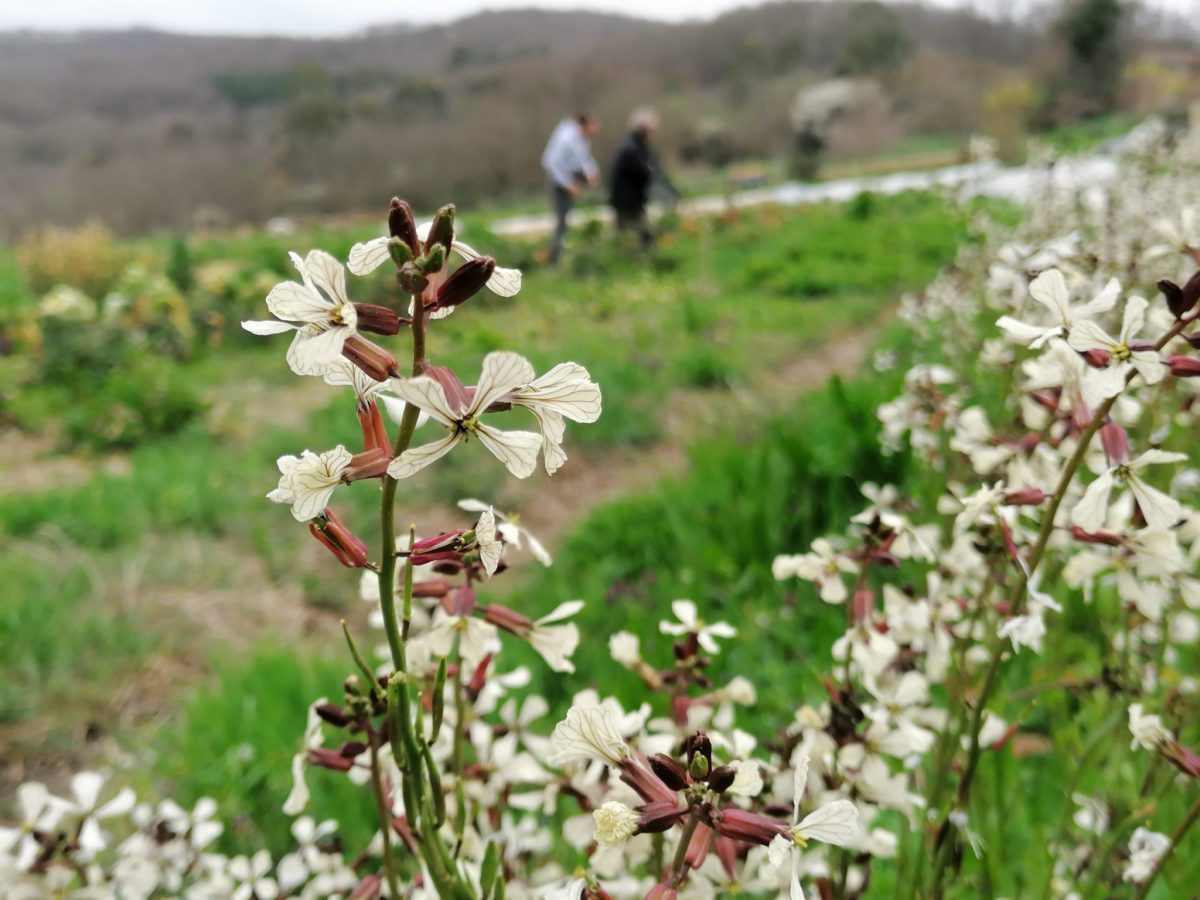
<box><xmin>431</xmin><ymin>658</ymin><xmax>447</xmax><ymax>742</ymax></box>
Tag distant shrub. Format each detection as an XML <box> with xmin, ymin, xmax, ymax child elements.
<box><xmin>15</xmin><ymin>221</ymin><xmax>133</xmax><ymax>298</ymax></box>
<box><xmin>62</xmin><ymin>354</ymin><xmax>207</xmax><ymax>452</ymax></box>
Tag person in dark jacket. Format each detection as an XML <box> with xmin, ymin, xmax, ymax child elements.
<box><xmin>608</xmin><ymin>108</ymin><xmax>667</xmax><ymax>250</ymax></box>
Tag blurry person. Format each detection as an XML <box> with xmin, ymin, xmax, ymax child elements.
<box><xmin>608</xmin><ymin>107</ymin><xmax>673</xmax><ymax>251</ymax></box>
<box><xmin>541</xmin><ymin>112</ymin><xmax>600</xmax><ymax>265</ymax></box>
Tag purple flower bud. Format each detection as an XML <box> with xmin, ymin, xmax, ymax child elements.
<box><xmin>715</xmin><ymin>807</ymin><xmax>790</xmax><ymax>845</ymax></box>
<box><xmin>648</xmin><ymin>753</ymin><xmax>690</xmax><ymax>791</ymax></box>
<box><xmin>342</xmin><ymin>335</ymin><xmax>399</xmax><ymax>381</ymax></box>
<box><xmin>435</xmin><ymin>258</ymin><xmax>496</xmax><ymax>310</ymax></box>
<box><xmin>387</xmin><ymin>198</ymin><xmax>419</xmax><ymax>255</ymax></box>
<box><xmin>354</xmin><ymin>303</ymin><xmax>403</xmax><ymax>336</ymax></box>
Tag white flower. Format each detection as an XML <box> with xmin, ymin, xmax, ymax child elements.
<box><xmin>592</xmin><ymin>801</ymin><xmax>639</xmax><ymax>848</ymax></box>
<box><xmin>508</xmin><ymin>362</ymin><xmax>603</xmax><ymax>474</ymax></box>
<box><xmin>228</xmin><ymin>849</ymin><xmax>279</xmax><ymax>900</ymax></box>
<box><xmin>1122</xmin><ymin>827</ymin><xmax>1170</xmax><ymax>883</ymax></box>
<box><xmin>0</xmin><ymin>782</ymin><xmax>64</xmax><ymax>871</ymax></box>
<box><xmin>50</xmin><ymin>772</ymin><xmax>136</xmax><ymax>858</ymax></box>
<box><xmin>386</xmin><ymin>352</ymin><xmax>544</xmax><ymax>479</ymax></box>
<box><xmin>1022</xmin><ymin>338</ymin><xmax>1126</xmax><ymax>413</ymax></box>
<box><xmin>472</xmin><ymin>507</ymin><xmax>503</xmax><ymax>576</ymax></box>
<box><xmin>608</xmin><ymin>631</ymin><xmax>642</xmax><ymax>667</ymax></box>
<box><xmin>996</xmin><ymin>269</ymin><xmax>1118</xmax><ymax>349</ymax></box>
<box><xmin>423</xmin><ymin>608</ymin><xmax>500</xmax><ymax>672</ymax></box>
<box><xmin>267</xmin><ymin>446</ymin><xmax>352</xmax><ymax>521</ymax></box>
<box><xmin>283</xmin><ymin>698</ymin><xmax>329</xmax><ymax>816</ymax></box>
<box><xmin>1128</xmin><ymin>702</ymin><xmax>1173</xmax><ymax>751</ymax></box>
<box><xmin>998</xmin><ymin>612</ymin><xmax>1046</xmax><ymax>654</ymax></box>
<box><xmin>766</xmin><ymin>755</ymin><xmax>860</xmax><ymax>900</ymax></box>
<box><xmin>773</xmin><ymin>539</ymin><xmax>858</xmax><ymax>604</ymax></box>
<box><xmin>1071</xmin><ymin>449</ymin><xmax>1187</xmax><ymax>533</ymax></box>
<box><xmin>659</xmin><ymin>599</ymin><xmax>736</xmax><ymax>654</ymax></box>
<box><xmin>1071</xmin><ymin>793</ymin><xmax>1109</xmax><ymax>835</ymax></box>
<box><xmin>1067</xmin><ymin>295</ymin><xmax>1163</xmax><ymax>387</ymax></box>
<box><xmin>242</xmin><ymin>250</ymin><xmax>358</xmax><ymax>376</ymax></box>
<box><xmin>550</xmin><ymin>705</ymin><xmax>630</xmax><ymax>768</ymax></box>
<box><xmin>458</xmin><ymin>498</ymin><xmax>552</xmax><ymax>565</ymax></box>
<box><xmin>541</xmin><ymin>877</ymin><xmax>587</xmax><ymax>900</ymax></box>
<box><xmin>527</xmin><ymin>600</ymin><xmax>584</xmax><ymax>673</ymax></box>
<box><xmin>277</xmin><ymin>816</ymin><xmax>339</xmax><ymax>892</ymax></box>
<box><xmin>728</xmin><ymin>759</ymin><xmax>765</xmax><ymax>798</ymax></box>
<box><xmin>347</xmin><ymin>225</ymin><xmax>522</xmax><ymax>298</ymax></box>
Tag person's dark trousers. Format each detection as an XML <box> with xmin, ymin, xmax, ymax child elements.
<box><xmin>615</xmin><ymin>206</ymin><xmax>653</xmax><ymax>250</ymax></box>
<box><xmin>548</xmin><ymin>183</ymin><xmax>574</xmax><ymax>265</ymax></box>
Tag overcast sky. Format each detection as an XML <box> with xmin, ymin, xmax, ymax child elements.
<box><xmin>1</xmin><ymin>0</ymin><xmax>1193</xmax><ymax>37</ymax></box>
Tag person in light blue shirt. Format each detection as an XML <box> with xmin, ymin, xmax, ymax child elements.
<box><xmin>540</xmin><ymin>113</ymin><xmax>599</xmax><ymax>265</ymax></box>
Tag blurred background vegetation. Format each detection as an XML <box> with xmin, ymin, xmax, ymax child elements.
<box><xmin>0</xmin><ymin>0</ymin><xmax>1195</xmax><ymax>236</ymax></box>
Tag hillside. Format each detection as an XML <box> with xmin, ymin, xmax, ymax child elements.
<box><xmin>0</xmin><ymin>2</ymin><xmax>1056</xmax><ymax>235</ymax></box>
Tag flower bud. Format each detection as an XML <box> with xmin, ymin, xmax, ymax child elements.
<box><xmin>684</xmin><ymin>822</ymin><xmax>715</xmax><ymax>869</ymax></box>
<box><xmin>387</xmin><ymin>237</ymin><xmax>414</xmax><ymax>269</ymax></box>
<box><xmin>686</xmin><ymin>732</ymin><xmax>713</xmax><ymax>772</ymax></box>
<box><xmin>343</xmin><ymin>448</ymin><xmax>391</xmax><ymax>483</ymax></box>
<box><xmin>1161</xmin><ymin>738</ymin><xmax>1200</xmax><ymax>779</ymax></box>
<box><xmin>417</xmin><ymin>244</ymin><xmax>447</xmax><ymax>277</ymax></box>
<box><xmin>387</xmin><ymin>198</ymin><xmax>419</xmax><ymax>255</ymax></box>
<box><xmin>466</xmin><ymin>654</ymin><xmax>492</xmax><ymax>700</ymax></box>
<box><xmin>310</xmin><ymin>511</ymin><xmax>370</xmax><ymax>568</ymax></box>
<box><xmin>357</xmin><ymin>401</ymin><xmax>392</xmax><ymax>455</ymax></box>
<box><xmin>434</xmin><ymin>257</ymin><xmax>496</xmax><ymax>310</ymax></box>
<box><xmin>1069</xmin><ymin>524</ymin><xmax>1124</xmax><ymax>546</ymax></box>
<box><xmin>619</xmin><ymin>756</ymin><xmax>679</xmax><ymax>806</ymax></box>
<box><xmin>1080</xmin><ymin>348</ymin><xmax>1111</xmax><ymax>369</ymax></box>
<box><xmin>706</xmin><ymin>765</ymin><xmax>737</xmax><ymax>794</ymax></box>
<box><xmin>1168</xmin><ymin>355</ymin><xmax>1200</xmax><ymax>377</ymax></box>
<box><xmin>648</xmin><ymin>754</ymin><xmax>690</xmax><ymax>791</ymax></box>
<box><xmin>1157</xmin><ymin>271</ymin><xmax>1200</xmax><ymax>319</ymax></box>
<box><xmin>716</xmin><ymin>807</ymin><xmax>790</xmax><ymax>845</ymax></box>
<box><xmin>349</xmin><ymin>875</ymin><xmax>382</xmax><ymax>900</ymax></box>
<box><xmin>353</xmin><ymin>303</ymin><xmax>403</xmax><ymax>336</ymax></box>
<box><xmin>1004</xmin><ymin>487</ymin><xmax>1047</xmax><ymax>506</ymax></box>
<box><xmin>315</xmin><ymin>702</ymin><xmax>353</xmax><ymax>727</ymax></box>
<box><xmin>1098</xmin><ymin>421</ymin><xmax>1130</xmax><ymax>466</ymax></box>
<box><xmin>412</xmin><ymin>530</ymin><xmax>466</xmax><ymax>554</ymax></box>
<box><xmin>424</xmin><ymin>204</ymin><xmax>456</xmax><ymax>255</ymax></box>
<box><xmin>636</xmin><ymin>800</ymin><xmax>687</xmax><ymax>834</ymax></box>
<box><xmin>397</xmin><ymin>261</ymin><xmax>428</xmax><ymax>294</ymax></box>
<box><xmin>644</xmin><ymin>885</ymin><xmax>678</xmax><ymax>900</ymax></box>
<box><xmin>307</xmin><ymin>748</ymin><xmax>355</xmax><ymax>772</ymax></box>
<box><xmin>342</xmin><ymin>335</ymin><xmax>399</xmax><ymax>381</ymax></box>
<box><xmin>412</xmin><ymin>579</ymin><xmax>451</xmax><ymax>598</ymax></box>
<box><xmin>482</xmin><ymin>603</ymin><xmax>535</xmax><ymax>637</ymax></box>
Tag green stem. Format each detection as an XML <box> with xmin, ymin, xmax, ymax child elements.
<box><xmin>366</xmin><ymin>722</ymin><xmax>404</xmax><ymax>900</ymax></box>
<box><xmin>1131</xmin><ymin>794</ymin><xmax>1200</xmax><ymax>900</ymax></box>
<box><xmin>668</xmin><ymin>807</ymin><xmax>702</xmax><ymax>888</ymax></box>
<box><xmin>341</xmin><ymin>619</ymin><xmax>382</xmax><ymax>702</ymax></box>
